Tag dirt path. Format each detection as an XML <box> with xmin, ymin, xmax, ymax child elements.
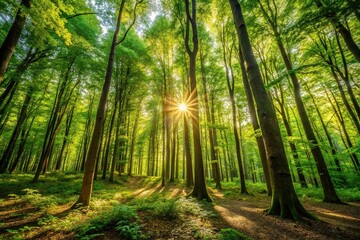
<box><xmin>116</xmin><ymin>177</ymin><xmax>360</xmax><ymax>239</ymax></box>
<box><xmin>1</xmin><ymin>176</ymin><xmax>359</xmax><ymax>240</ymax></box>
<box><xmin>210</xmin><ymin>189</ymin><xmax>360</xmax><ymax>240</ymax></box>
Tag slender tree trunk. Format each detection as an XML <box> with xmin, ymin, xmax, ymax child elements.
<box><xmin>75</xmin><ymin>0</ymin><xmax>126</xmax><ymax>207</ymax></box>
<box><xmin>55</xmin><ymin>104</ymin><xmax>75</xmax><ymax>171</ymax></box>
<box><xmin>33</xmin><ymin>56</ymin><xmax>77</xmax><ymax>182</ymax></box>
<box><xmin>273</xmin><ymin>85</ymin><xmax>308</xmax><ymax>188</ymax></box>
<box><xmin>128</xmin><ymin>105</ymin><xmax>141</xmax><ymax>176</ymax></box>
<box><xmin>184</xmin><ymin>113</ymin><xmax>193</xmax><ymax>187</ymax></box>
<box><xmin>9</xmin><ymin>117</ymin><xmax>34</xmax><ymax>173</ymax></box>
<box><xmin>170</xmin><ymin>123</ymin><xmax>177</xmax><ymax>182</ymax></box>
<box><xmin>0</xmin><ymin>0</ymin><xmax>31</xmax><ymax>81</ymax></box>
<box><xmin>184</xmin><ymin>0</ymin><xmax>211</xmax><ymax>201</ymax></box>
<box><xmin>334</xmin><ymin>33</ymin><xmax>360</xmax><ymax>120</ymax></box>
<box><xmin>305</xmin><ymin>84</ymin><xmax>344</xmax><ymax>177</ymax></box>
<box><xmin>221</xmin><ymin>39</ymin><xmax>247</xmax><ymax>193</ymax></box>
<box><xmin>271</xmin><ymin>23</ymin><xmax>342</xmax><ymax>203</ymax></box>
<box><xmin>315</xmin><ymin>0</ymin><xmax>360</xmax><ymax>62</ymax></box>
<box><xmin>199</xmin><ymin>46</ymin><xmax>221</xmax><ymax>189</ymax></box>
<box><xmin>0</xmin><ymin>87</ymin><xmax>32</xmax><ymax>172</ymax></box>
<box><xmin>229</xmin><ymin>0</ymin><xmax>314</xmax><ymax>220</ymax></box>
<box><xmin>326</xmin><ymin>90</ymin><xmax>360</xmax><ymax>171</ymax></box>
<box><xmin>109</xmin><ymin>110</ymin><xmax>121</xmax><ymax>182</ymax></box>
<box><xmin>238</xmin><ymin>48</ymin><xmax>271</xmax><ymax>195</ymax></box>
<box><xmin>102</xmin><ymin>100</ymin><xmax>117</xmax><ymax>180</ymax></box>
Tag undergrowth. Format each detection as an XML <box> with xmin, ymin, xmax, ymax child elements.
<box><xmin>76</xmin><ymin>204</ymin><xmax>144</xmax><ymax>240</ymax></box>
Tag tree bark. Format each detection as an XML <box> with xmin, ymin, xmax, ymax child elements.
<box><xmin>199</xmin><ymin>46</ymin><xmax>221</xmax><ymax>189</ymax></box>
<box><xmin>238</xmin><ymin>47</ymin><xmax>271</xmax><ymax>195</ymax></box>
<box><xmin>229</xmin><ymin>0</ymin><xmax>314</xmax><ymax>220</ymax></box>
<box><xmin>315</xmin><ymin>0</ymin><xmax>360</xmax><ymax>62</ymax></box>
<box><xmin>184</xmin><ymin>0</ymin><xmax>211</xmax><ymax>201</ymax></box>
<box><xmin>0</xmin><ymin>87</ymin><xmax>32</xmax><ymax>172</ymax></box>
<box><xmin>75</xmin><ymin>0</ymin><xmax>126</xmax><ymax>207</ymax></box>
<box><xmin>0</xmin><ymin>0</ymin><xmax>31</xmax><ymax>81</ymax></box>
<box><xmin>257</xmin><ymin>0</ymin><xmax>342</xmax><ymax>203</ymax></box>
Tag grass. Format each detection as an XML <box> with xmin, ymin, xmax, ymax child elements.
<box><xmin>211</xmin><ymin>178</ymin><xmax>360</xmax><ymax>202</ymax></box>
<box><xmin>2</xmin><ymin>172</ymin><xmax>358</xmax><ymax>239</ymax></box>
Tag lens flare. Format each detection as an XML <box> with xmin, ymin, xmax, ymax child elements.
<box><xmin>178</xmin><ymin>103</ymin><xmax>187</xmax><ymax>111</ymax></box>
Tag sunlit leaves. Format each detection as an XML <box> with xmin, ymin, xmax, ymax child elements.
<box><xmin>29</xmin><ymin>0</ymin><xmax>75</xmax><ymax>46</ymax></box>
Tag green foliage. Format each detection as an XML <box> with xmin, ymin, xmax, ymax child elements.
<box><xmin>129</xmin><ymin>194</ymin><xmax>179</xmax><ymax>219</ymax></box>
<box><xmin>177</xmin><ymin>197</ymin><xmax>218</xmax><ymax>219</ymax></box>
<box><xmin>294</xmin><ymin>184</ymin><xmax>360</xmax><ymax>202</ymax></box>
<box><xmin>76</xmin><ymin>204</ymin><xmax>144</xmax><ymax>240</ymax></box>
<box><xmin>37</xmin><ymin>214</ymin><xmax>58</xmax><ymax>226</ymax></box>
<box><xmin>219</xmin><ymin>228</ymin><xmax>251</xmax><ymax>240</ymax></box>
<box><xmin>21</xmin><ymin>188</ymin><xmax>57</xmax><ymax>209</ymax></box>
<box><xmin>115</xmin><ymin>221</ymin><xmax>144</xmax><ymax>240</ymax></box>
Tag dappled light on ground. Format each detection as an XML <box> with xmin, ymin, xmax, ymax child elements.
<box><xmin>0</xmin><ymin>174</ymin><xmax>359</xmax><ymax>239</ymax></box>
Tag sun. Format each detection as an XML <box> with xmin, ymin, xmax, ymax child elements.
<box><xmin>178</xmin><ymin>103</ymin><xmax>187</xmax><ymax>112</ymax></box>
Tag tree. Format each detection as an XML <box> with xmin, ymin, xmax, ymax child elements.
<box><xmin>184</xmin><ymin>0</ymin><xmax>211</xmax><ymax>201</ymax></box>
<box><xmin>256</xmin><ymin>0</ymin><xmax>342</xmax><ymax>204</ymax></box>
<box><xmin>229</xmin><ymin>0</ymin><xmax>314</xmax><ymax>220</ymax></box>
<box><xmin>76</xmin><ymin>0</ymin><xmax>143</xmax><ymax>207</ymax></box>
<box><xmin>0</xmin><ymin>0</ymin><xmax>31</xmax><ymax>82</ymax></box>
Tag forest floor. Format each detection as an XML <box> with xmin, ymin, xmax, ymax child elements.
<box><xmin>0</xmin><ymin>174</ymin><xmax>359</xmax><ymax>239</ymax></box>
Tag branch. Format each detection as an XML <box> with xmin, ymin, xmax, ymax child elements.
<box><xmin>66</xmin><ymin>12</ymin><xmax>97</xmax><ymax>20</ymax></box>
<box><xmin>116</xmin><ymin>0</ymin><xmax>144</xmax><ymax>45</ymax></box>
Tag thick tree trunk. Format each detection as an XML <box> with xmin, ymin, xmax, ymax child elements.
<box><xmin>0</xmin><ymin>0</ymin><xmax>31</xmax><ymax>81</ymax></box>
<box><xmin>229</xmin><ymin>0</ymin><xmax>314</xmax><ymax>220</ymax></box>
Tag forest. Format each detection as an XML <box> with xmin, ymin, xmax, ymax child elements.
<box><xmin>0</xmin><ymin>0</ymin><xmax>359</xmax><ymax>239</ymax></box>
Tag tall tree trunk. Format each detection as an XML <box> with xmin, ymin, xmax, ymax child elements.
<box><xmin>75</xmin><ymin>0</ymin><xmax>126</xmax><ymax>207</ymax></box>
<box><xmin>334</xmin><ymin>33</ymin><xmax>360</xmax><ymax>120</ymax></box>
<box><xmin>221</xmin><ymin>38</ymin><xmax>247</xmax><ymax>193</ymax></box>
<box><xmin>305</xmin><ymin>84</ymin><xmax>344</xmax><ymax>177</ymax></box>
<box><xmin>238</xmin><ymin>48</ymin><xmax>271</xmax><ymax>195</ymax></box>
<box><xmin>0</xmin><ymin>87</ymin><xmax>32</xmax><ymax>172</ymax></box>
<box><xmin>199</xmin><ymin>46</ymin><xmax>221</xmax><ymax>189</ymax></box>
<box><xmin>184</xmin><ymin>0</ymin><xmax>210</xmax><ymax>201</ymax></box>
<box><xmin>315</xmin><ymin>0</ymin><xmax>360</xmax><ymax>62</ymax></box>
<box><xmin>184</xmin><ymin>113</ymin><xmax>193</xmax><ymax>187</ymax></box>
<box><xmin>33</xmin><ymin>56</ymin><xmax>78</xmax><ymax>182</ymax></box>
<box><xmin>169</xmin><ymin>123</ymin><xmax>177</xmax><ymax>182</ymax></box>
<box><xmin>9</xmin><ymin>117</ymin><xmax>34</xmax><ymax>173</ymax></box>
<box><xmin>128</xmin><ymin>105</ymin><xmax>141</xmax><ymax>176</ymax></box>
<box><xmin>102</xmin><ymin>99</ymin><xmax>118</xmax><ymax>180</ymax></box>
<box><xmin>273</xmin><ymin>85</ymin><xmax>308</xmax><ymax>188</ymax></box>
<box><xmin>326</xmin><ymin>90</ymin><xmax>360</xmax><ymax>171</ymax></box>
<box><xmin>229</xmin><ymin>0</ymin><xmax>314</xmax><ymax>220</ymax></box>
<box><xmin>55</xmin><ymin>104</ymin><xmax>75</xmax><ymax>171</ymax></box>
<box><xmin>0</xmin><ymin>0</ymin><xmax>31</xmax><ymax>81</ymax></box>
<box><xmin>262</xmin><ymin>6</ymin><xmax>342</xmax><ymax>202</ymax></box>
